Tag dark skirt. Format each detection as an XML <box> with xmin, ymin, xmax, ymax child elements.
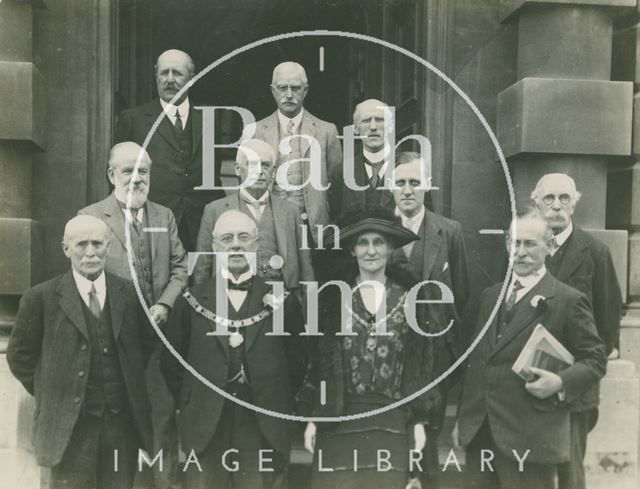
<box><xmin>310</xmin><ymin>394</ymin><xmax>410</xmax><ymax>489</ymax></box>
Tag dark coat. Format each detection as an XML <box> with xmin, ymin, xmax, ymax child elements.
<box><xmin>550</xmin><ymin>226</ymin><xmax>622</xmax><ymax>355</ymax></box>
<box><xmin>457</xmin><ymin>272</ymin><xmax>606</xmax><ymax>465</ymax></box>
<box><xmin>161</xmin><ymin>275</ymin><xmax>307</xmax><ymax>456</ymax></box>
<box><xmin>7</xmin><ymin>271</ymin><xmax>154</xmax><ymax>466</ymax></box>
<box><xmin>114</xmin><ymin>99</ymin><xmax>225</xmax><ymax>249</ymax></box>
<box><xmin>391</xmin><ymin>209</ymin><xmax>470</xmax><ymax>370</ymax></box>
<box><xmin>329</xmin><ymin>148</ymin><xmax>395</xmax><ymax>218</ymax></box>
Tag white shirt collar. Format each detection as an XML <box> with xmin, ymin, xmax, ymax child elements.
<box><xmin>363</xmin><ymin>146</ymin><xmax>388</xmax><ymax>164</ymax></box>
<box><xmin>508</xmin><ymin>265</ymin><xmax>546</xmax><ymax>302</ymax></box>
<box><xmin>277</xmin><ymin>108</ymin><xmax>304</xmax><ymax>134</ymax></box>
<box><xmin>239</xmin><ymin>188</ymin><xmax>269</xmax><ymax>205</ymax></box>
<box><xmin>160</xmin><ymin>97</ymin><xmax>190</xmax><ymax>125</ymax></box>
<box><xmin>396</xmin><ymin>206</ymin><xmax>425</xmax><ymax>234</ymax></box>
<box><xmin>554</xmin><ymin>220</ymin><xmax>573</xmax><ymax>248</ymax></box>
<box><xmin>115</xmin><ymin>196</ymin><xmax>145</xmax><ymax>223</ymax></box>
<box><xmin>221</xmin><ymin>267</ymin><xmax>256</xmax><ymax>284</ymax></box>
<box><xmin>72</xmin><ymin>269</ymin><xmax>107</xmax><ymax>309</ymax></box>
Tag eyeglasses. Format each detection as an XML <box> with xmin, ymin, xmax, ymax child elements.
<box><xmin>271</xmin><ymin>84</ymin><xmax>307</xmax><ymax>94</ymax></box>
<box><xmin>214</xmin><ymin>233</ymin><xmax>256</xmax><ymax>245</ymax></box>
<box><xmin>541</xmin><ymin>193</ymin><xmax>572</xmax><ymax>207</ymax></box>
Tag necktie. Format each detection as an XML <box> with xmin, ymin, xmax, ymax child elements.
<box><xmin>505</xmin><ymin>279</ymin><xmax>524</xmax><ymax>314</ymax></box>
<box><xmin>174</xmin><ymin>109</ymin><xmax>183</xmax><ymax>132</ymax></box>
<box><xmin>88</xmin><ymin>283</ymin><xmax>102</xmax><ymax>318</ymax></box>
<box><xmin>286</xmin><ymin>119</ymin><xmax>295</xmax><ymax>136</ymax></box>
<box><xmin>549</xmin><ymin>236</ymin><xmax>559</xmax><ymax>256</ymax></box>
<box><xmin>228</xmin><ymin>278</ymin><xmax>252</xmax><ymax>291</ymax></box>
<box><xmin>240</xmin><ymin>193</ymin><xmax>267</xmax><ymax>221</ymax></box>
<box><xmin>365</xmin><ymin>160</ymin><xmax>383</xmax><ymax>189</ymax></box>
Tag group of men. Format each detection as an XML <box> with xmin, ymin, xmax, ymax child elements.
<box><xmin>6</xmin><ymin>48</ymin><xmax>622</xmax><ymax>489</ymax></box>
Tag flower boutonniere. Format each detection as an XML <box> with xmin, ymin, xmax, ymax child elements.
<box><xmin>263</xmin><ymin>293</ymin><xmax>285</xmax><ymax>310</ymax></box>
<box><xmin>530</xmin><ymin>294</ymin><xmax>547</xmax><ymax>311</ymax></box>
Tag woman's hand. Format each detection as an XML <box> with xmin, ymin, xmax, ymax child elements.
<box><xmin>413</xmin><ymin>423</ymin><xmax>426</xmax><ymax>452</ymax></box>
<box><xmin>304</xmin><ymin>422</ymin><xmax>317</xmax><ymax>454</ymax></box>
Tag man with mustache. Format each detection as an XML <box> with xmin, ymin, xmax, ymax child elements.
<box><xmin>115</xmin><ymin>49</ymin><xmax>224</xmax><ymax>251</ymax></box>
<box><xmin>7</xmin><ymin>215</ymin><xmax>153</xmax><ymax>489</ymax></box>
<box><xmin>79</xmin><ymin>141</ymin><xmax>188</xmax><ymax>489</ymax></box>
<box><xmin>192</xmin><ymin>138</ymin><xmax>314</xmax><ymax>293</ymax></box>
<box><xmin>162</xmin><ymin>210</ymin><xmax>306</xmax><ymax>489</ymax></box>
<box><xmin>390</xmin><ymin>151</ymin><xmax>469</xmax><ymax>489</ymax></box>
<box><xmin>254</xmin><ymin>61</ymin><xmax>342</xmax><ymax>246</ymax></box>
<box><xmin>531</xmin><ymin>173</ymin><xmax>622</xmax><ymax>489</ymax></box>
<box><xmin>330</xmin><ymin>98</ymin><xmax>397</xmax><ymax>218</ymax></box>
<box><xmin>457</xmin><ymin>211</ymin><xmax>606</xmax><ymax>489</ymax></box>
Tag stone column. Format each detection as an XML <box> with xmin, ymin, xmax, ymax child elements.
<box><xmin>0</xmin><ymin>1</ymin><xmax>45</xmax><ymax>487</ymax></box>
<box><xmin>497</xmin><ymin>0</ymin><xmax>638</xmax><ymax>486</ymax></box>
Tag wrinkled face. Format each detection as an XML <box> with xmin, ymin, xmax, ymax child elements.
<box><xmin>235</xmin><ymin>155</ymin><xmax>275</xmax><ymax>194</ymax></box>
<box><xmin>354</xmin><ymin>102</ymin><xmax>388</xmax><ymax>153</ymax></box>
<box><xmin>63</xmin><ymin>223</ymin><xmax>110</xmax><ymax>280</ymax></box>
<box><xmin>156</xmin><ymin>52</ymin><xmax>191</xmax><ymax>104</ymax></box>
<box><xmin>270</xmin><ymin>65</ymin><xmax>308</xmax><ymax>118</ymax></box>
<box><xmin>108</xmin><ymin>157</ymin><xmax>150</xmax><ymax>209</ymax></box>
<box><xmin>213</xmin><ymin>218</ymin><xmax>258</xmax><ymax>274</ymax></box>
<box><xmin>506</xmin><ymin>218</ymin><xmax>550</xmax><ymax>277</ymax></box>
<box><xmin>351</xmin><ymin>231</ymin><xmax>393</xmax><ymax>275</ymax></box>
<box><xmin>393</xmin><ymin>161</ymin><xmax>426</xmax><ymax>217</ymax></box>
<box><xmin>534</xmin><ymin>178</ymin><xmax>577</xmax><ymax>233</ymax></box>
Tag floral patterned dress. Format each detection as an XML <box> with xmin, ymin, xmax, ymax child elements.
<box><xmin>311</xmin><ymin>280</ymin><xmax>412</xmax><ymax>489</ymax></box>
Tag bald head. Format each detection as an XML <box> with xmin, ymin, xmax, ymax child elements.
<box><xmin>155</xmin><ymin>49</ymin><xmax>194</xmax><ymax>104</ymax></box>
<box><xmin>213</xmin><ymin>210</ymin><xmax>257</xmax><ymax>240</ymax></box>
<box><xmin>531</xmin><ymin>173</ymin><xmax>581</xmax><ymax>233</ymax></box>
<box><xmin>63</xmin><ymin>216</ymin><xmax>111</xmax><ymax>280</ymax></box>
<box><xmin>107</xmin><ymin>142</ymin><xmax>151</xmax><ymax>208</ymax></box>
<box><xmin>353</xmin><ymin>99</ymin><xmax>388</xmax><ymax>124</ymax></box>
<box><xmin>270</xmin><ymin>62</ymin><xmax>309</xmax><ymax>118</ymax></box>
<box><xmin>272</xmin><ymin>62</ymin><xmax>307</xmax><ymax>85</ymax></box>
<box><xmin>236</xmin><ymin>139</ymin><xmax>275</xmax><ymax>166</ymax></box>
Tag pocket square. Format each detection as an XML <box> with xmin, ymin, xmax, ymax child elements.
<box><xmin>443</xmin><ymin>261</ymin><xmax>449</xmax><ymax>272</ymax></box>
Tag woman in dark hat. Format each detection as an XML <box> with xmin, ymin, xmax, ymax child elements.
<box><xmin>299</xmin><ymin>205</ymin><xmax>441</xmax><ymax>489</ymax></box>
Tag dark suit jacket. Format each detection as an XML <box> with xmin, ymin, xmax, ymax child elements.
<box><xmin>161</xmin><ymin>275</ymin><xmax>306</xmax><ymax>456</ymax></box>
<box><xmin>329</xmin><ymin>148</ymin><xmax>395</xmax><ymax>218</ymax></box>
<box><xmin>457</xmin><ymin>272</ymin><xmax>606</xmax><ymax>464</ymax></box>
<box><xmin>192</xmin><ymin>192</ymin><xmax>314</xmax><ymax>289</ymax></box>
<box><xmin>114</xmin><ymin>99</ymin><xmax>224</xmax><ymax>249</ymax></box>
<box><xmin>7</xmin><ymin>271</ymin><xmax>154</xmax><ymax>466</ymax></box>
<box><xmin>254</xmin><ymin>110</ymin><xmax>342</xmax><ymax>242</ymax></box>
<box><xmin>550</xmin><ymin>226</ymin><xmax>622</xmax><ymax>355</ymax></box>
<box><xmin>79</xmin><ymin>193</ymin><xmax>188</xmax><ymax>308</ymax></box>
<box><xmin>391</xmin><ymin>209</ymin><xmax>470</xmax><ymax>376</ymax></box>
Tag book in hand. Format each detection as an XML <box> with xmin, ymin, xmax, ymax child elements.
<box><xmin>512</xmin><ymin>324</ymin><xmax>575</xmax><ymax>382</ymax></box>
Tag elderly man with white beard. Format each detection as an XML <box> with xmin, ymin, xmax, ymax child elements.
<box><xmin>79</xmin><ymin>141</ymin><xmax>187</xmax><ymax>489</ymax></box>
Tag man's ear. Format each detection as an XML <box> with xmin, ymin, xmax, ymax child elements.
<box><xmin>61</xmin><ymin>241</ymin><xmax>71</xmax><ymax>259</ymax></box>
<box><xmin>234</xmin><ymin>163</ymin><xmax>241</xmax><ymax>177</ymax></box>
<box><xmin>107</xmin><ymin>167</ymin><xmax>116</xmax><ymax>186</ymax></box>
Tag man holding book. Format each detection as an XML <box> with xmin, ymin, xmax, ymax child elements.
<box><xmin>456</xmin><ymin>211</ymin><xmax>606</xmax><ymax>489</ymax></box>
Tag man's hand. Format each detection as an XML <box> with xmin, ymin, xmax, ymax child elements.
<box><xmin>525</xmin><ymin>367</ymin><xmax>563</xmax><ymax>399</ymax></box>
<box><xmin>304</xmin><ymin>422</ymin><xmax>316</xmax><ymax>454</ymax></box>
<box><xmin>413</xmin><ymin>424</ymin><xmax>426</xmax><ymax>452</ymax></box>
<box><xmin>149</xmin><ymin>304</ymin><xmax>170</xmax><ymax>326</ymax></box>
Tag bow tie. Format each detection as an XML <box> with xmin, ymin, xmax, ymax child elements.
<box><xmin>228</xmin><ymin>278</ymin><xmax>253</xmax><ymax>291</ymax></box>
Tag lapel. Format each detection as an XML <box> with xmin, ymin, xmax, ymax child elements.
<box><xmin>190</xmin><ymin>105</ymin><xmax>202</xmax><ymax>162</ymax></box>
<box><xmin>420</xmin><ymin>211</ymin><xmax>445</xmax><ymax>279</ymax></box>
<box><xmin>262</xmin><ymin>113</ymin><xmax>281</xmax><ymax>160</ymax></box>
<box><xmin>270</xmin><ymin>196</ymin><xmax>288</xmax><ymax>263</ymax></box>
<box><xmin>490</xmin><ymin>273</ymin><xmax>556</xmax><ymax>359</ymax></box>
<box><xmin>106</xmin><ymin>273</ymin><xmax>126</xmax><ymax>340</ymax></box>
<box><xmin>199</xmin><ymin>280</ymin><xmax>230</xmax><ymax>357</ymax></box>
<box><xmin>555</xmin><ymin>227</ymin><xmax>589</xmax><ymax>282</ymax></box>
<box><xmin>145</xmin><ymin>99</ymin><xmax>180</xmax><ymax>151</ymax></box>
<box><xmin>243</xmin><ymin>277</ymin><xmax>270</xmax><ymax>353</ymax></box>
<box><xmin>145</xmin><ymin>201</ymin><xmax>161</xmax><ymax>261</ymax></box>
<box><xmin>57</xmin><ymin>271</ymin><xmax>89</xmax><ymax>339</ymax></box>
<box><xmin>103</xmin><ymin>194</ymin><xmax>128</xmax><ymax>252</ymax></box>
<box><xmin>298</xmin><ymin>111</ymin><xmax>315</xmax><ymax>158</ymax></box>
